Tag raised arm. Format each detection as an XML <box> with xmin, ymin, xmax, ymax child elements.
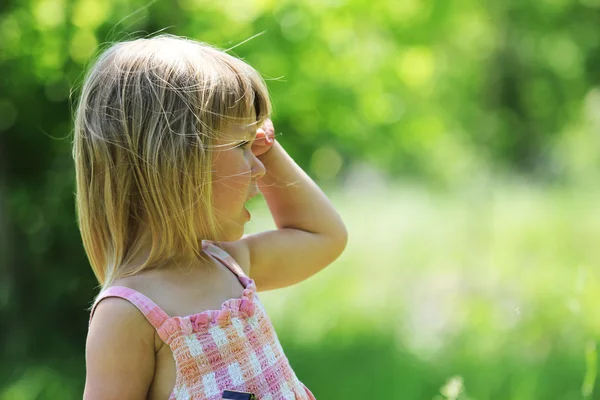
<box><xmin>222</xmin><ymin>121</ymin><xmax>348</xmax><ymax>291</ymax></box>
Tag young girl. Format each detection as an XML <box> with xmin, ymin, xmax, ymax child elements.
<box><xmin>75</xmin><ymin>35</ymin><xmax>347</xmax><ymax>399</ymax></box>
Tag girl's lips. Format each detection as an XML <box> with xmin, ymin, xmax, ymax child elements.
<box><xmin>244</xmin><ymin>185</ymin><xmax>258</xmax><ymax>221</ymax></box>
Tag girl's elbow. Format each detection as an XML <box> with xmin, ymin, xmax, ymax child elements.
<box><xmin>339</xmin><ymin>224</ymin><xmax>349</xmax><ymax>252</ymax></box>
<box><xmin>329</xmin><ymin>222</ymin><xmax>348</xmax><ymax>259</ymax></box>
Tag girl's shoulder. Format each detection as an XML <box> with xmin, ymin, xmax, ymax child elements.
<box><xmin>204</xmin><ymin>240</ymin><xmax>251</xmax><ymax>277</ymax></box>
<box><xmin>89</xmin><ymin>295</ymin><xmax>157</xmax><ymax>342</ymax></box>
<box><xmin>89</xmin><ymin>281</ymin><xmax>165</xmax><ymax>348</ymax></box>
<box><xmin>85</xmin><ymin>295</ymin><xmax>158</xmax><ymax>398</ymax></box>
<box><xmin>89</xmin><ymin>273</ymin><xmax>173</xmax><ymax>344</ymax></box>
<box><xmin>93</xmin><ymin>249</ymin><xmax>251</xmax><ymax>321</ymax></box>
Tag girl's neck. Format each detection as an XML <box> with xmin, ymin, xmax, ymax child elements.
<box><xmin>120</xmin><ymin>233</ymin><xmax>212</xmax><ymax>277</ymax></box>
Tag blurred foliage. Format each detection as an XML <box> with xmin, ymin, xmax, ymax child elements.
<box><xmin>2</xmin><ymin>0</ymin><xmax>600</xmax><ymax>182</ymax></box>
<box><xmin>257</xmin><ymin>184</ymin><xmax>600</xmax><ymax>399</ymax></box>
<box><xmin>1</xmin><ymin>0</ymin><xmax>600</xmax><ymax>398</ymax></box>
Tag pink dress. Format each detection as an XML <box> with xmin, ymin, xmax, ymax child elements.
<box><xmin>90</xmin><ymin>242</ymin><xmax>316</xmax><ymax>400</ymax></box>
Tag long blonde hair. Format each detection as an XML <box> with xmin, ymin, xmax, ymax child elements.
<box><xmin>73</xmin><ymin>35</ymin><xmax>271</xmax><ymax>288</ymax></box>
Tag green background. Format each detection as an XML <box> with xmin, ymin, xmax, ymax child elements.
<box><xmin>1</xmin><ymin>0</ymin><xmax>600</xmax><ymax>398</ymax></box>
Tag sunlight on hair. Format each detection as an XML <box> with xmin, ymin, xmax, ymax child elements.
<box><xmin>73</xmin><ymin>35</ymin><xmax>271</xmax><ymax>289</ymax></box>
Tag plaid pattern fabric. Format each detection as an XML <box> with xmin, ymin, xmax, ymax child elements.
<box><xmin>90</xmin><ymin>243</ymin><xmax>315</xmax><ymax>400</ymax></box>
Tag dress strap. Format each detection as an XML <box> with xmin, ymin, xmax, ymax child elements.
<box><xmin>202</xmin><ymin>241</ymin><xmax>248</xmax><ymax>283</ymax></box>
<box><xmin>89</xmin><ymin>286</ymin><xmax>171</xmax><ymax>331</ymax></box>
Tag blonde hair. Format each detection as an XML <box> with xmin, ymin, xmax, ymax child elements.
<box><xmin>73</xmin><ymin>35</ymin><xmax>271</xmax><ymax>288</ymax></box>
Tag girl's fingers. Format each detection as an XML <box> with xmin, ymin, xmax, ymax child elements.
<box><xmin>255</xmin><ymin>127</ymin><xmax>273</xmax><ymax>145</ymax></box>
<box><xmin>261</xmin><ymin>119</ymin><xmax>275</xmax><ymax>137</ymax></box>
<box><xmin>255</xmin><ymin>128</ymin><xmax>269</xmax><ymax>144</ymax></box>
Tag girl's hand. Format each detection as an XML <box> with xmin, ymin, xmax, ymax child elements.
<box><xmin>252</xmin><ymin>119</ymin><xmax>276</xmax><ymax>157</ymax></box>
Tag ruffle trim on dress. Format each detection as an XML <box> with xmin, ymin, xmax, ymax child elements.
<box><xmin>157</xmin><ymin>279</ymin><xmax>258</xmax><ymax>343</ymax></box>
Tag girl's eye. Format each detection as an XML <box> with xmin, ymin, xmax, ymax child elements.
<box><xmin>237</xmin><ymin>141</ymin><xmax>251</xmax><ymax>149</ymax></box>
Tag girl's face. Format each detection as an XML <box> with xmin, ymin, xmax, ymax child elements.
<box><xmin>211</xmin><ymin>117</ymin><xmax>265</xmax><ymax>241</ymax></box>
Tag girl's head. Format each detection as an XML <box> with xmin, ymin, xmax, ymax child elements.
<box><xmin>73</xmin><ymin>35</ymin><xmax>271</xmax><ymax>287</ymax></box>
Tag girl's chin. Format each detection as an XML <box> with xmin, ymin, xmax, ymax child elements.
<box><xmin>213</xmin><ymin>209</ymin><xmax>250</xmax><ymax>241</ymax></box>
<box><xmin>228</xmin><ymin>220</ymin><xmax>247</xmax><ymax>241</ymax></box>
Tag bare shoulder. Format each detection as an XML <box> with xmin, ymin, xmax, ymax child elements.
<box><xmin>211</xmin><ymin>240</ymin><xmax>251</xmax><ymax>276</ymax></box>
<box><xmin>88</xmin><ymin>296</ymin><xmax>155</xmax><ymax>342</ymax></box>
<box><xmin>84</xmin><ymin>297</ymin><xmax>156</xmax><ymax>399</ymax></box>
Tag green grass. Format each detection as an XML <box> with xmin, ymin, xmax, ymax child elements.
<box><xmin>251</xmin><ymin>182</ymin><xmax>600</xmax><ymax>399</ymax></box>
<box><xmin>3</xmin><ymin>181</ymin><xmax>600</xmax><ymax>399</ymax></box>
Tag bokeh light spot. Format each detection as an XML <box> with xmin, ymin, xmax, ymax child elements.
<box><xmin>540</xmin><ymin>35</ymin><xmax>582</xmax><ymax>79</ymax></box>
<box><xmin>72</xmin><ymin>0</ymin><xmax>110</xmax><ymax>29</ymax></box>
<box><xmin>278</xmin><ymin>8</ymin><xmax>312</xmax><ymax>42</ymax></box>
<box><xmin>311</xmin><ymin>146</ymin><xmax>343</xmax><ymax>181</ymax></box>
<box><xmin>397</xmin><ymin>47</ymin><xmax>435</xmax><ymax>89</ymax></box>
<box><xmin>69</xmin><ymin>29</ymin><xmax>97</xmax><ymax>64</ymax></box>
<box><xmin>33</xmin><ymin>0</ymin><xmax>66</xmax><ymax>29</ymax></box>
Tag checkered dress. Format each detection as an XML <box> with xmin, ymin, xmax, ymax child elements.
<box><xmin>90</xmin><ymin>243</ymin><xmax>316</xmax><ymax>400</ymax></box>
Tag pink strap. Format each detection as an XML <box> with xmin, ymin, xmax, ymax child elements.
<box><xmin>89</xmin><ymin>286</ymin><xmax>170</xmax><ymax>331</ymax></box>
<box><xmin>203</xmin><ymin>241</ymin><xmax>247</xmax><ymax>282</ymax></box>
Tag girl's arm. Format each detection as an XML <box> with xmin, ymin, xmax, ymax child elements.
<box><xmin>84</xmin><ymin>298</ymin><xmax>156</xmax><ymax>399</ymax></box>
<box><xmin>223</xmin><ymin>124</ymin><xmax>348</xmax><ymax>291</ymax></box>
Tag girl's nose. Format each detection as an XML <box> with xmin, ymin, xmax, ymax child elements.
<box><xmin>251</xmin><ymin>153</ymin><xmax>266</xmax><ymax>180</ymax></box>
